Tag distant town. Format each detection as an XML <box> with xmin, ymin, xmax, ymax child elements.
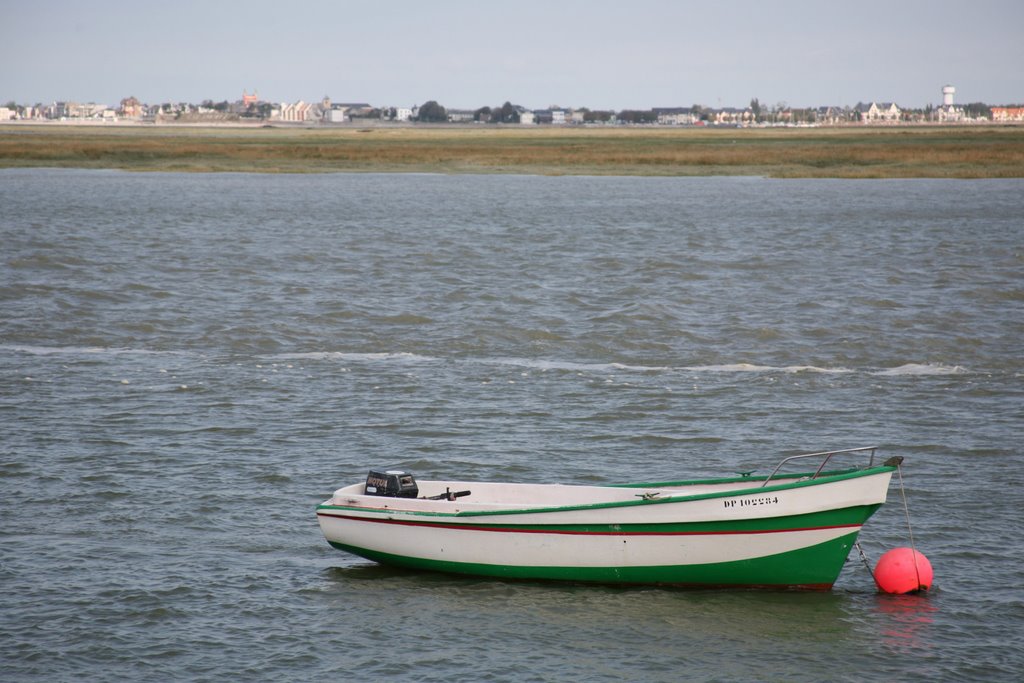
<box><xmin>2</xmin><ymin>85</ymin><xmax>1022</xmax><ymax>126</ymax></box>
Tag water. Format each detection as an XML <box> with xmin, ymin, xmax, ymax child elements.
<box><xmin>2</xmin><ymin>169</ymin><xmax>1022</xmax><ymax>681</ymax></box>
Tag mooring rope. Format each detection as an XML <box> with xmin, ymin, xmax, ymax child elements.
<box><xmin>896</xmin><ymin>462</ymin><xmax>923</xmax><ymax>589</ymax></box>
<box><xmin>854</xmin><ymin>541</ymin><xmax>879</xmax><ymax>588</ymax></box>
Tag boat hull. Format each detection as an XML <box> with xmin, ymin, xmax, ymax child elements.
<box><xmin>317</xmin><ymin>467</ymin><xmax>894</xmax><ymax>588</ymax></box>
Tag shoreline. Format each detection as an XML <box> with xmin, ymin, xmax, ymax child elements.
<box><xmin>2</xmin><ymin>123</ymin><xmax>1022</xmax><ymax>178</ymax></box>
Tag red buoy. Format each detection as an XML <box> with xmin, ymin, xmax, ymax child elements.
<box><xmin>874</xmin><ymin>547</ymin><xmax>933</xmax><ymax>594</ymax></box>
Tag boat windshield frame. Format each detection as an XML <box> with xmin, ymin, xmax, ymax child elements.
<box><xmin>760</xmin><ymin>446</ymin><xmax>878</xmax><ymax>487</ymax></box>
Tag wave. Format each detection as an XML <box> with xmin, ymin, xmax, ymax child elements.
<box><xmin>5</xmin><ymin>345</ymin><xmax>970</xmax><ymax>378</ymax></box>
<box><xmin>484</xmin><ymin>358</ymin><xmax>672</xmax><ymax>373</ymax></box>
<box><xmin>257</xmin><ymin>352</ymin><xmax>971</xmax><ymax>377</ymax></box>
<box><xmin>267</xmin><ymin>351</ymin><xmax>438</xmax><ymax>363</ymax></box>
<box><xmin>486</xmin><ymin>358</ymin><xmax>861</xmax><ymax>374</ymax></box>
<box><xmin>491</xmin><ymin>359</ymin><xmax>974</xmax><ymax>376</ymax></box>
<box><xmin>0</xmin><ymin>344</ymin><xmax>181</xmax><ymax>357</ymax></box>
<box><xmin>872</xmin><ymin>363</ymin><xmax>966</xmax><ymax>376</ymax></box>
<box><xmin>681</xmin><ymin>363</ymin><xmax>853</xmax><ymax>374</ymax></box>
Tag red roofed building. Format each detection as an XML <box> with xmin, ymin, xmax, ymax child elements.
<box><xmin>119</xmin><ymin>96</ymin><xmax>143</xmax><ymax>118</ymax></box>
<box><xmin>991</xmin><ymin>107</ymin><xmax>1024</xmax><ymax>122</ymax></box>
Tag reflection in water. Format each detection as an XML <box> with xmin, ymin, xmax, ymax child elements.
<box><xmin>321</xmin><ymin>562</ymin><xmax>858</xmax><ymax>640</ymax></box>
<box><xmin>874</xmin><ymin>593</ymin><xmax>938</xmax><ymax>650</ymax></box>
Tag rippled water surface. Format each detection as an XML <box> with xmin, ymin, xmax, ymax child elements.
<box><xmin>2</xmin><ymin>170</ymin><xmax>1023</xmax><ymax>681</ymax></box>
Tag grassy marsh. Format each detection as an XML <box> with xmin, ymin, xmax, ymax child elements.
<box><xmin>1</xmin><ymin>124</ymin><xmax>1022</xmax><ymax>177</ymax></box>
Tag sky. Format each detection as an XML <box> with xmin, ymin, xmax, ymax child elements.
<box><xmin>2</xmin><ymin>0</ymin><xmax>1022</xmax><ymax>110</ymax></box>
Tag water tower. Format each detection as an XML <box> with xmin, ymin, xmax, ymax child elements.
<box><xmin>942</xmin><ymin>85</ymin><xmax>956</xmax><ymax>106</ymax></box>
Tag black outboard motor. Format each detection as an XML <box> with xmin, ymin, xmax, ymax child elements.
<box><xmin>364</xmin><ymin>470</ymin><xmax>419</xmax><ymax>498</ymax></box>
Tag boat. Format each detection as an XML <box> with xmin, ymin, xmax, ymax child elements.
<box><xmin>316</xmin><ymin>447</ymin><xmax>901</xmax><ymax>589</ymax></box>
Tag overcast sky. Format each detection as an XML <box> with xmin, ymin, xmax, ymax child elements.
<box><xmin>3</xmin><ymin>0</ymin><xmax>1022</xmax><ymax>110</ymax></box>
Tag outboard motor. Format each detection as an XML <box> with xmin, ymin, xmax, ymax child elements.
<box><xmin>364</xmin><ymin>470</ymin><xmax>419</xmax><ymax>498</ymax></box>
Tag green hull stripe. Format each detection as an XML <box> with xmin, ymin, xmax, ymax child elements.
<box><xmin>328</xmin><ymin>531</ymin><xmax>861</xmax><ymax>588</ymax></box>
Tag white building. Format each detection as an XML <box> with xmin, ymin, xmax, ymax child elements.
<box><xmin>280</xmin><ymin>101</ymin><xmax>311</xmax><ymax>122</ymax></box>
<box><xmin>324</xmin><ymin>108</ymin><xmax>346</xmax><ymax>123</ymax></box>
<box><xmin>654</xmin><ymin>108</ymin><xmax>698</xmax><ymax>125</ymax></box>
<box><xmin>856</xmin><ymin>102</ymin><xmax>901</xmax><ymax>123</ymax></box>
<box><xmin>447</xmin><ymin>109</ymin><xmax>475</xmax><ymax>123</ymax></box>
<box><xmin>936</xmin><ymin>105</ymin><xmax>965</xmax><ymax>123</ymax></box>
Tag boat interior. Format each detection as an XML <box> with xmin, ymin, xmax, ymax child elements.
<box><xmin>325</xmin><ymin>448</ymin><xmax>888</xmax><ymax>511</ymax></box>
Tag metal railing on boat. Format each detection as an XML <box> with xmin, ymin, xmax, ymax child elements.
<box><xmin>760</xmin><ymin>446</ymin><xmax>879</xmax><ymax>488</ymax></box>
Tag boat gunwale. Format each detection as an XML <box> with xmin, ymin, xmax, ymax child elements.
<box><xmin>610</xmin><ymin>466</ymin><xmax>864</xmax><ymax>489</ymax></box>
<box><xmin>316</xmin><ymin>464</ymin><xmax>896</xmax><ymax>519</ymax></box>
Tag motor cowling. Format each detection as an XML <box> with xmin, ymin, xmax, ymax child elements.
<box><xmin>364</xmin><ymin>470</ymin><xmax>419</xmax><ymax>498</ymax></box>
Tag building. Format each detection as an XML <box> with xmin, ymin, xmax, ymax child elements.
<box><xmin>654</xmin><ymin>107</ymin><xmax>698</xmax><ymax>125</ymax></box>
<box><xmin>815</xmin><ymin>106</ymin><xmax>848</xmax><ymax>125</ymax></box>
<box><xmin>49</xmin><ymin>101</ymin><xmax>109</xmax><ymax>119</ymax></box>
<box><xmin>120</xmin><ymin>96</ymin><xmax>143</xmax><ymax>118</ymax></box>
<box><xmin>936</xmin><ymin>85</ymin><xmax>964</xmax><ymax>122</ymax></box>
<box><xmin>532</xmin><ymin>109</ymin><xmax>552</xmax><ymax>124</ymax></box>
<box><xmin>343</xmin><ymin>103</ymin><xmax>375</xmax><ymax>119</ymax></box>
<box><xmin>936</xmin><ymin>105</ymin><xmax>965</xmax><ymax>123</ymax></box>
<box><xmin>991</xmin><ymin>107</ymin><xmax>1024</xmax><ymax>122</ymax></box>
<box><xmin>51</xmin><ymin>101</ymin><xmax>75</xmax><ymax>118</ymax></box>
<box><xmin>708</xmin><ymin>107</ymin><xmax>754</xmax><ymax>125</ymax></box>
<box><xmin>855</xmin><ymin>102</ymin><xmax>901</xmax><ymax>123</ymax></box>
<box><xmin>280</xmin><ymin>100</ymin><xmax>311</xmax><ymax>122</ymax></box>
<box><xmin>324</xmin><ymin>102</ymin><xmax>374</xmax><ymax>122</ymax></box>
<box><xmin>324</xmin><ymin>108</ymin><xmax>348</xmax><ymax>123</ymax></box>
<box><xmin>447</xmin><ymin>109</ymin><xmax>475</xmax><ymax>123</ymax></box>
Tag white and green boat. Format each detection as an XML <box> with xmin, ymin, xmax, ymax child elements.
<box><xmin>317</xmin><ymin>447</ymin><xmax>900</xmax><ymax>589</ymax></box>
